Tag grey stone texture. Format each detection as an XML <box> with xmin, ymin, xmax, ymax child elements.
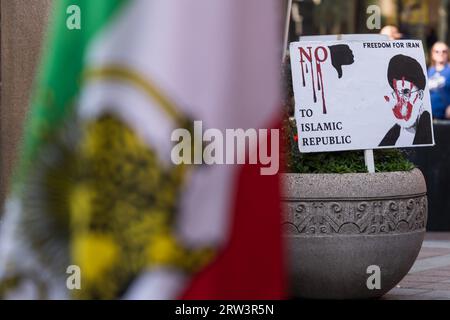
<box><xmin>282</xmin><ymin>169</ymin><xmax>427</xmax><ymax>299</ymax></box>
<box><xmin>283</xmin><ymin>168</ymin><xmax>426</xmax><ymax>199</ymax></box>
<box><xmin>0</xmin><ymin>0</ymin><xmax>52</xmax><ymax>204</ymax></box>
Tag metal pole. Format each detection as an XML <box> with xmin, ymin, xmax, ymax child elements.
<box><xmin>282</xmin><ymin>0</ymin><xmax>293</xmax><ymax>62</ymax></box>
<box><xmin>364</xmin><ymin>149</ymin><xmax>375</xmax><ymax>173</ymax></box>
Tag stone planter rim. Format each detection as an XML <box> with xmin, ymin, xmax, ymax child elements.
<box><xmin>282</xmin><ymin>168</ymin><xmax>426</xmax><ymax>200</ymax></box>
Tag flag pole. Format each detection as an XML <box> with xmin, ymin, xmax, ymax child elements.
<box><xmin>282</xmin><ymin>0</ymin><xmax>293</xmax><ymax>62</ymax></box>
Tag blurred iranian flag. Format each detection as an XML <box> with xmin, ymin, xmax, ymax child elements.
<box><xmin>0</xmin><ymin>0</ymin><xmax>285</xmax><ymax>299</ymax></box>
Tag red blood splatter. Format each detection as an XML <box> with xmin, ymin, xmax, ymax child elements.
<box><xmin>392</xmin><ymin>78</ymin><xmax>413</xmax><ymax>121</ymax></box>
<box><xmin>393</xmin><ymin>101</ymin><xmax>413</xmax><ymax>121</ymax></box>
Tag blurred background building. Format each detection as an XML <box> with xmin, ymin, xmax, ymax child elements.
<box><xmin>288</xmin><ymin>0</ymin><xmax>450</xmax><ymax>55</ymax></box>
<box><xmin>0</xmin><ymin>1</ymin><xmax>51</xmax><ymax>203</ymax></box>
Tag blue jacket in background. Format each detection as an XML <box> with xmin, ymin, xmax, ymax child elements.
<box><xmin>428</xmin><ymin>64</ymin><xmax>450</xmax><ymax>119</ymax></box>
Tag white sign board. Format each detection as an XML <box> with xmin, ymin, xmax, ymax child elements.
<box><xmin>290</xmin><ymin>40</ymin><xmax>435</xmax><ymax>153</ymax></box>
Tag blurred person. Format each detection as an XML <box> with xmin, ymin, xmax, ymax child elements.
<box><xmin>428</xmin><ymin>42</ymin><xmax>450</xmax><ymax>119</ymax></box>
<box><xmin>380</xmin><ymin>25</ymin><xmax>403</xmax><ymax>40</ymax></box>
<box><xmin>0</xmin><ymin>0</ymin><xmax>285</xmax><ymax>300</ymax></box>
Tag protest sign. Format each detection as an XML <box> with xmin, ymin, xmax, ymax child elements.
<box><xmin>290</xmin><ymin>40</ymin><xmax>435</xmax><ymax>153</ymax></box>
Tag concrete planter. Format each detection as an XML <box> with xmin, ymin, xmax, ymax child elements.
<box><xmin>282</xmin><ymin>169</ymin><xmax>427</xmax><ymax>299</ymax></box>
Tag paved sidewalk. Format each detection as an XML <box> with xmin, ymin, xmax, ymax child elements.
<box><xmin>384</xmin><ymin>232</ymin><xmax>450</xmax><ymax>300</ymax></box>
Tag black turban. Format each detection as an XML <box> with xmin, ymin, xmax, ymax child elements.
<box><xmin>387</xmin><ymin>54</ymin><xmax>426</xmax><ymax>90</ymax></box>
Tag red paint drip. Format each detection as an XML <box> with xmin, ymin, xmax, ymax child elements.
<box><xmin>316</xmin><ymin>62</ymin><xmax>321</xmax><ymax>90</ymax></box>
<box><xmin>310</xmin><ymin>59</ymin><xmax>317</xmax><ymax>103</ymax></box>
<box><xmin>300</xmin><ymin>60</ymin><xmax>306</xmax><ymax>86</ymax></box>
<box><xmin>413</xmin><ymin>92</ymin><xmax>419</xmax><ymax>104</ymax></box>
<box><xmin>384</xmin><ymin>96</ymin><xmax>390</xmax><ymax>102</ymax></box>
<box><xmin>297</xmin><ymin>49</ymin><xmax>328</xmax><ymax>114</ymax></box>
<box><xmin>402</xmin><ymin>76</ymin><xmax>405</xmax><ymax>87</ymax></box>
<box><xmin>316</xmin><ymin>62</ymin><xmax>327</xmax><ymax>114</ymax></box>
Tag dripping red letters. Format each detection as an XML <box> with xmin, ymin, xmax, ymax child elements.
<box><xmin>299</xmin><ymin>46</ymin><xmax>329</xmax><ymax>114</ymax></box>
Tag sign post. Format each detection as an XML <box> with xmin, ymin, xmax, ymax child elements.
<box><xmin>364</xmin><ymin>149</ymin><xmax>375</xmax><ymax>173</ymax></box>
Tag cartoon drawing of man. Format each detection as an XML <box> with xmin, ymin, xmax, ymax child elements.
<box><xmin>379</xmin><ymin>54</ymin><xmax>433</xmax><ymax>146</ymax></box>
